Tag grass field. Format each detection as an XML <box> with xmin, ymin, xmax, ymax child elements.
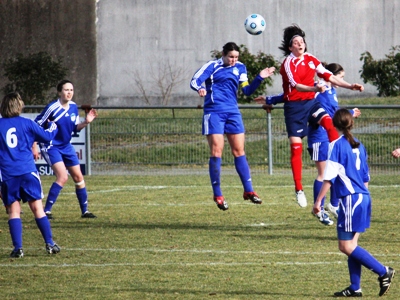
<box><xmin>0</xmin><ymin>173</ymin><xmax>399</xmax><ymax>299</ymax></box>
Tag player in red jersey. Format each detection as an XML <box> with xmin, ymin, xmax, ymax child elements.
<box><xmin>278</xmin><ymin>24</ymin><xmax>364</xmax><ymax>207</ymax></box>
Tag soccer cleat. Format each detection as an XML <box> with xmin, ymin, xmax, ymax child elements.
<box><xmin>334</xmin><ymin>287</ymin><xmax>362</xmax><ymax>297</ymax></box>
<box><xmin>45</xmin><ymin>211</ymin><xmax>53</xmax><ymax>220</ymax></box>
<box><xmin>213</xmin><ymin>196</ymin><xmax>229</xmax><ymax>211</ymax></box>
<box><xmin>10</xmin><ymin>248</ymin><xmax>24</xmax><ymax>258</ymax></box>
<box><xmin>81</xmin><ymin>211</ymin><xmax>97</xmax><ymax>218</ymax></box>
<box><xmin>378</xmin><ymin>266</ymin><xmax>395</xmax><ymax>296</ymax></box>
<box><xmin>295</xmin><ymin>190</ymin><xmax>307</xmax><ymax>207</ymax></box>
<box><xmin>243</xmin><ymin>191</ymin><xmax>262</xmax><ymax>204</ymax></box>
<box><xmin>312</xmin><ymin>209</ymin><xmax>334</xmax><ymax>226</ymax></box>
<box><xmin>327</xmin><ymin>203</ymin><xmax>339</xmax><ymax>219</ymax></box>
<box><xmin>46</xmin><ymin>243</ymin><xmax>61</xmax><ymax>254</ymax></box>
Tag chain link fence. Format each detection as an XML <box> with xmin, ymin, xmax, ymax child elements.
<box><xmin>85</xmin><ymin>106</ymin><xmax>400</xmax><ymax>176</ymax></box>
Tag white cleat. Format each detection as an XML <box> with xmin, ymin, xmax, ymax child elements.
<box><xmin>326</xmin><ymin>203</ymin><xmax>339</xmax><ymax>219</ymax></box>
<box><xmin>295</xmin><ymin>190</ymin><xmax>307</xmax><ymax>208</ymax></box>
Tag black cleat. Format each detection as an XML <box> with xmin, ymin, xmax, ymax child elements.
<box><xmin>45</xmin><ymin>211</ymin><xmax>53</xmax><ymax>220</ymax></box>
<box><xmin>378</xmin><ymin>266</ymin><xmax>395</xmax><ymax>296</ymax></box>
<box><xmin>334</xmin><ymin>286</ymin><xmax>362</xmax><ymax>297</ymax></box>
<box><xmin>10</xmin><ymin>248</ymin><xmax>24</xmax><ymax>258</ymax></box>
<box><xmin>213</xmin><ymin>196</ymin><xmax>229</xmax><ymax>211</ymax></box>
<box><xmin>46</xmin><ymin>243</ymin><xmax>61</xmax><ymax>254</ymax></box>
<box><xmin>243</xmin><ymin>191</ymin><xmax>262</xmax><ymax>204</ymax></box>
<box><xmin>81</xmin><ymin>211</ymin><xmax>97</xmax><ymax>218</ymax></box>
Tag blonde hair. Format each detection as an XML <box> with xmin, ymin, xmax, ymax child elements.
<box><xmin>1</xmin><ymin>92</ymin><xmax>24</xmax><ymax>118</ymax></box>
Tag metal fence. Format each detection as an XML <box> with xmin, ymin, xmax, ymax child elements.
<box><xmin>81</xmin><ymin>105</ymin><xmax>400</xmax><ymax>176</ymax></box>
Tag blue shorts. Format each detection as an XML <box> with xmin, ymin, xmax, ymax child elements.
<box><xmin>337</xmin><ymin>193</ymin><xmax>371</xmax><ymax>237</ymax></box>
<box><xmin>202</xmin><ymin>112</ymin><xmax>245</xmax><ymax>135</ymax></box>
<box><xmin>41</xmin><ymin>143</ymin><xmax>80</xmax><ymax>167</ymax></box>
<box><xmin>283</xmin><ymin>99</ymin><xmax>327</xmax><ymax>138</ymax></box>
<box><xmin>1</xmin><ymin>172</ymin><xmax>43</xmax><ymax>206</ymax></box>
<box><xmin>307</xmin><ymin>141</ymin><xmax>329</xmax><ymax>161</ymax></box>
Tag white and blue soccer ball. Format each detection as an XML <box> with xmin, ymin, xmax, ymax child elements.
<box><xmin>244</xmin><ymin>14</ymin><xmax>266</xmax><ymax>35</ymax></box>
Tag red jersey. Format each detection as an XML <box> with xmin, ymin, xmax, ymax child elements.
<box><xmin>280</xmin><ymin>52</ymin><xmax>332</xmax><ymax>102</ymax></box>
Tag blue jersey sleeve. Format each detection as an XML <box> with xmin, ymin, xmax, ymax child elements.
<box><xmin>190</xmin><ymin>60</ymin><xmax>215</xmax><ymax>92</ymax></box>
<box><xmin>266</xmin><ymin>93</ymin><xmax>284</xmax><ymax>105</ymax></box>
<box><xmin>241</xmin><ymin>74</ymin><xmax>264</xmax><ymax>96</ymax></box>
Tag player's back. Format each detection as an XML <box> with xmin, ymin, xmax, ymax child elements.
<box><xmin>0</xmin><ymin>117</ymin><xmax>41</xmax><ymax>179</ymax></box>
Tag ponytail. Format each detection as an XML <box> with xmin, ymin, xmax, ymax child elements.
<box><xmin>332</xmin><ymin>108</ymin><xmax>360</xmax><ymax>149</ymax></box>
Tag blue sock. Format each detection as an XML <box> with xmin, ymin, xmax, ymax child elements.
<box><xmin>44</xmin><ymin>182</ymin><xmax>63</xmax><ymax>212</ymax></box>
<box><xmin>350</xmin><ymin>246</ymin><xmax>387</xmax><ymax>276</ymax></box>
<box><xmin>76</xmin><ymin>187</ymin><xmax>88</xmax><ymax>214</ymax></box>
<box><xmin>330</xmin><ymin>186</ymin><xmax>339</xmax><ymax>207</ymax></box>
<box><xmin>234</xmin><ymin>155</ymin><xmax>253</xmax><ymax>192</ymax></box>
<box><xmin>313</xmin><ymin>180</ymin><xmax>325</xmax><ymax>207</ymax></box>
<box><xmin>209</xmin><ymin>157</ymin><xmax>222</xmax><ymax>196</ymax></box>
<box><xmin>8</xmin><ymin>218</ymin><xmax>23</xmax><ymax>250</ymax></box>
<box><xmin>348</xmin><ymin>256</ymin><xmax>362</xmax><ymax>291</ymax></box>
<box><xmin>35</xmin><ymin>216</ymin><xmax>54</xmax><ymax>245</ymax></box>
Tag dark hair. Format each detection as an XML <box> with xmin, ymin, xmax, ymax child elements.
<box><xmin>325</xmin><ymin>63</ymin><xmax>344</xmax><ymax>76</ymax></box>
<box><xmin>333</xmin><ymin>108</ymin><xmax>360</xmax><ymax>148</ymax></box>
<box><xmin>0</xmin><ymin>92</ymin><xmax>24</xmax><ymax>118</ymax></box>
<box><xmin>57</xmin><ymin>79</ymin><xmax>73</xmax><ymax>92</ymax></box>
<box><xmin>279</xmin><ymin>24</ymin><xmax>307</xmax><ymax>56</ymax></box>
<box><xmin>222</xmin><ymin>42</ymin><xmax>240</xmax><ymax>56</ymax></box>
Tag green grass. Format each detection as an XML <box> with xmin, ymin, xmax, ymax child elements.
<box><xmin>1</xmin><ymin>173</ymin><xmax>399</xmax><ymax>299</ymax></box>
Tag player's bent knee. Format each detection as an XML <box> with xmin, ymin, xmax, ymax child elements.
<box><xmin>75</xmin><ymin>180</ymin><xmax>85</xmax><ymax>187</ymax></box>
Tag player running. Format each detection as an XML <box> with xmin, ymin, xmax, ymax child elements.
<box><xmin>313</xmin><ymin>108</ymin><xmax>395</xmax><ymax>297</ymax></box>
<box><xmin>0</xmin><ymin>92</ymin><xmax>60</xmax><ymax>257</ymax></box>
<box><xmin>190</xmin><ymin>42</ymin><xmax>275</xmax><ymax>210</ymax></box>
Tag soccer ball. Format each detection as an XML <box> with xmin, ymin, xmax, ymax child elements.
<box><xmin>244</xmin><ymin>14</ymin><xmax>266</xmax><ymax>35</ymax></box>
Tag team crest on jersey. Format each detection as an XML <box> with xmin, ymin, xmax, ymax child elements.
<box><xmin>232</xmin><ymin>67</ymin><xmax>239</xmax><ymax>76</ymax></box>
<box><xmin>71</xmin><ymin>113</ymin><xmax>76</xmax><ymax>122</ymax></box>
<box><xmin>308</xmin><ymin>61</ymin><xmax>316</xmax><ymax>69</ymax></box>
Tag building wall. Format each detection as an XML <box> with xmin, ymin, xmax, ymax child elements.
<box><xmin>0</xmin><ymin>0</ymin><xmax>96</xmax><ymax>105</ymax></box>
<box><xmin>1</xmin><ymin>1</ymin><xmax>399</xmax><ymax>106</ymax></box>
<box><xmin>96</xmin><ymin>0</ymin><xmax>400</xmax><ymax>105</ymax></box>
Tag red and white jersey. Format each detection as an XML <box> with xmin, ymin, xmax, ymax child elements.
<box><xmin>280</xmin><ymin>52</ymin><xmax>332</xmax><ymax>102</ymax></box>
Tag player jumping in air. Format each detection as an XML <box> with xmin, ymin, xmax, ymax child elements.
<box><xmin>190</xmin><ymin>42</ymin><xmax>275</xmax><ymax>210</ymax></box>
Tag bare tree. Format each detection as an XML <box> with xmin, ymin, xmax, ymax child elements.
<box><xmin>132</xmin><ymin>58</ymin><xmax>188</xmax><ymax>105</ymax></box>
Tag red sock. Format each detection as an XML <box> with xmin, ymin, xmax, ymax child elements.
<box><xmin>290</xmin><ymin>143</ymin><xmax>303</xmax><ymax>191</ymax></box>
<box><xmin>319</xmin><ymin>115</ymin><xmax>339</xmax><ymax>142</ymax></box>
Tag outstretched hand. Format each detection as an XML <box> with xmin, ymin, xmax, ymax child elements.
<box><xmin>351</xmin><ymin>84</ymin><xmax>364</xmax><ymax>92</ymax></box>
<box><xmin>259</xmin><ymin>67</ymin><xmax>276</xmax><ymax>79</ymax></box>
<box><xmin>392</xmin><ymin>148</ymin><xmax>400</xmax><ymax>158</ymax></box>
<box><xmin>86</xmin><ymin>109</ymin><xmax>98</xmax><ymax>123</ymax></box>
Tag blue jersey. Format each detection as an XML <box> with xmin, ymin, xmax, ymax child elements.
<box><xmin>35</xmin><ymin>99</ymin><xmax>81</xmax><ymax>147</ymax></box>
<box><xmin>324</xmin><ymin>135</ymin><xmax>370</xmax><ymax>198</ymax></box>
<box><xmin>0</xmin><ymin>116</ymin><xmax>58</xmax><ymax>180</ymax></box>
<box><xmin>190</xmin><ymin>58</ymin><xmax>264</xmax><ymax>113</ymax></box>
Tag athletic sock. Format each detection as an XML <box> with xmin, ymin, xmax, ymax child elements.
<box><xmin>209</xmin><ymin>157</ymin><xmax>222</xmax><ymax>197</ymax></box>
<box><xmin>44</xmin><ymin>182</ymin><xmax>63</xmax><ymax>212</ymax></box>
<box><xmin>350</xmin><ymin>246</ymin><xmax>387</xmax><ymax>276</ymax></box>
<box><xmin>313</xmin><ymin>179</ymin><xmax>325</xmax><ymax>207</ymax></box>
<box><xmin>234</xmin><ymin>155</ymin><xmax>253</xmax><ymax>192</ymax></box>
<box><xmin>35</xmin><ymin>216</ymin><xmax>54</xmax><ymax>245</ymax></box>
<box><xmin>76</xmin><ymin>187</ymin><xmax>89</xmax><ymax>214</ymax></box>
<box><xmin>8</xmin><ymin>218</ymin><xmax>23</xmax><ymax>250</ymax></box>
<box><xmin>319</xmin><ymin>115</ymin><xmax>339</xmax><ymax>142</ymax></box>
<box><xmin>330</xmin><ymin>185</ymin><xmax>340</xmax><ymax>207</ymax></box>
<box><xmin>290</xmin><ymin>143</ymin><xmax>303</xmax><ymax>191</ymax></box>
<box><xmin>348</xmin><ymin>256</ymin><xmax>362</xmax><ymax>292</ymax></box>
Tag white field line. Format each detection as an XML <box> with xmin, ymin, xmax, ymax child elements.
<box><xmin>1</xmin><ymin>247</ymin><xmax>399</xmax><ymax>268</ymax></box>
